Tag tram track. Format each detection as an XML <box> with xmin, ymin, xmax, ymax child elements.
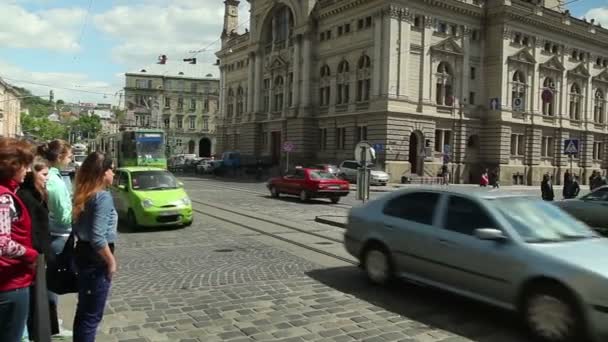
<box><xmin>190</xmin><ymin>199</ymin><xmax>356</xmax><ymax>265</ymax></box>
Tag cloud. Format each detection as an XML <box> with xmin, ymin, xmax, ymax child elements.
<box><xmin>0</xmin><ymin>59</ymin><xmax>122</xmax><ymax>104</ymax></box>
<box><xmin>584</xmin><ymin>7</ymin><xmax>608</xmax><ymax>26</ymax></box>
<box><xmin>0</xmin><ymin>2</ymin><xmax>85</xmax><ymax>51</ymax></box>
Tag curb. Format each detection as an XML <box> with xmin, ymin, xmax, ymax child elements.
<box><xmin>314</xmin><ymin>216</ymin><xmax>347</xmax><ymax>229</ymax></box>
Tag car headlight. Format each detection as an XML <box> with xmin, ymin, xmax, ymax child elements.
<box><xmin>181</xmin><ymin>197</ymin><xmax>191</xmax><ymax>206</ymax></box>
<box><xmin>142</xmin><ymin>199</ymin><xmax>154</xmax><ymax>208</ymax></box>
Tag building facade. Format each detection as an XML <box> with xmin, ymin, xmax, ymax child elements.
<box><xmin>124</xmin><ymin>64</ymin><xmax>220</xmax><ymax>157</ymax></box>
<box><xmin>216</xmin><ymin>0</ymin><xmax>608</xmax><ymax>185</ymax></box>
<box><xmin>0</xmin><ymin>78</ymin><xmax>21</xmax><ymax>138</ymax></box>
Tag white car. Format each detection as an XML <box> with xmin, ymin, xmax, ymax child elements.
<box><xmin>338</xmin><ymin>160</ymin><xmax>390</xmax><ymax>186</ymax></box>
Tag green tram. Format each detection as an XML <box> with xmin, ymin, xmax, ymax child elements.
<box><xmin>98</xmin><ymin>129</ymin><xmax>167</xmax><ymax>169</ymax></box>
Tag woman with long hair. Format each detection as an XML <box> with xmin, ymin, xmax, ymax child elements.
<box><xmin>17</xmin><ymin>156</ymin><xmax>55</xmax><ymax>341</ymax></box>
<box><xmin>72</xmin><ymin>152</ymin><xmax>117</xmax><ymax>342</ymax></box>
<box><xmin>37</xmin><ymin>139</ymin><xmax>73</xmax><ymax>339</ymax></box>
<box><xmin>0</xmin><ymin>137</ymin><xmax>38</xmax><ymax>342</ymax></box>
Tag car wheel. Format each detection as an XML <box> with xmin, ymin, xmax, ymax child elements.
<box><xmin>299</xmin><ymin>190</ymin><xmax>310</xmax><ymax>202</ymax></box>
<box><xmin>330</xmin><ymin>196</ymin><xmax>340</xmax><ymax>204</ymax></box>
<box><xmin>363</xmin><ymin>245</ymin><xmax>393</xmax><ymax>285</ymax></box>
<box><xmin>270</xmin><ymin>186</ymin><xmax>280</xmax><ymax>198</ymax></box>
<box><xmin>184</xmin><ymin>220</ymin><xmax>193</xmax><ymax>227</ymax></box>
<box><xmin>127</xmin><ymin>209</ymin><xmax>139</xmax><ymax>230</ymax></box>
<box><xmin>522</xmin><ymin>284</ymin><xmax>585</xmax><ymax>342</ymax></box>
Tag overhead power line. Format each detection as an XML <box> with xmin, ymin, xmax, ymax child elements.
<box><xmin>1</xmin><ymin>76</ymin><xmax>118</xmax><ymax>96</ymax></box>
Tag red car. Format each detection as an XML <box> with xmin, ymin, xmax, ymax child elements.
<box><xmin>267</xmin><ymin>168</ymin><xmax>350</xmax><ymax>203</ymax></box>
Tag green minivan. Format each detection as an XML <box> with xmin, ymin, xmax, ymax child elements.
<box><xmin>111</xmin><ymin>167</ymin><xmax>193</xmax><ymax>228</ymax></box>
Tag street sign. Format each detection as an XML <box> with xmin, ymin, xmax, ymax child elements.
<box><xmin>512</xmin><ymin>97</ymin><xmax>524</xmax><ymax>112</ymax></box>
<box><xmin>282</xmin><ymin>141</ymin><xmax>295</xmax><ymax>152</ymax></box>
<box><xmin>490</xmin><ymin>98</ymin><xmax>501</xmax><ymax>110</ymax></box>
<box><xmin>354</xmin><ymin>141</ymin><xmax>376</xmax><ymax>164</ymax></box>
<box><xmin>372</xmin><ymin>143</ymin><xmax>384</xmax><ymax>153</ymax></box>
<box><xmin>564</xmin><ymin>139</ymin><xmax>579</xmax><ymax>155</ymax></box>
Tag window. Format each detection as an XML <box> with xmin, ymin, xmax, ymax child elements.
<box><xmin>542</xmin><ymin>77</ymin><xmax>556</xmax><ymax>116</ymax></box>
<box><xmin>203</xmin><ymin>99</ymin><xmax>209</xmax><ymax>112</ymax></box>
<box><xmin>188</xmin><ymin>116</ymin><xmax>195</xmax><ymax>129</ymax></box>
<box><xmin>176</xmin><ymin>139</ymin><xmax>182</xmax><ymax>147</ymax></box>
<box><xmin>471</xmin><ymin>29</ymin><xmax>479</xmax><ymax>41</ymax></box>
<box><xmin>434</xmin><ymin>130</ymin><xmax>452</xmax><ymax>153</ymax></box>
<box><xmin>326</xmin><ymin>30</ymin><xmax>332</xmax><ymax>39</ymax></box>
<box><xmin>541</xmin><ymin>136</ymin><xmax>554</xmax><ymax>157</ymax></box>
<box><xmin>569</xmin><ymin>83</ymin><xmax>582</xmax><ymax>121</ymax></box>
<box><xmin>436</xmin><ymin>62</ymin><xmax>453</xmax><ymax>106</ymax></box>
<box><xmin>365</xmin><ymin>16</ymin><xmax>372</xmax><ymax>28</ymax></box>
<box><xmin>263</xmin><ymin>79</ymin><xmax>270</xmax><ymax>112</ymax></box>
<box><xmin>510</xmin><ymin>134</ymin><xmax>525</xmax><ymax>156</ymax></box>
<box><xmin>191</xmin><ymin>83</ymin><xmax>198</xmax><ymax>93</ymax></box>
<box><xmin>118</xmin><ymin>172</ymin><xmax>129</xmax><ymax>187</ymax></box>
<box><xmin>414</xmin><ymin>16</ymin><xmax>422</xmax><ymax>29</ymax></box>
<box><xmin>136</xmin><ymin>79</ymin><xmax>152</xmax><ymax>89</ymax></box>
<box><xmin>177</xmin><ymin>116</ymin><xmax>183</xmax><ymax>129</ymax></box>
<box><xmin>273</xmin><ymin>76</ymin><xmax>284</xmax><ymax>112</ymax></box>
<box><xmin>164</xmin><ymin>97</ymin><xmax>171</xmax><ymax>109</ymax></box>
<box><xmin>357</xmin><ymin>19</ymin><xmax>364</xmax><ymax>30</ymax></box>
<box><xmin>357</xmin><ymin>55</ymin><xmax>371</xmax><ymax>102</ymax></box>
<box><xmin>320</xmin><ymin>32</ymin><xmax>326</xmax><ymax>41</ymax></box>
<box><xmin>190</xmin><ymin>98</ymin><xmax>196</xmax><ymax>110</ymax></box>
<box><xmin>202</xmin><ymin>117</ymin><xmax>209</xmax><ymax>131</ymax></box>
<box><xmin>163</xmin><ymin>116</ymin><xmax>170</xmax><ymax>128</ymax></box>
<box><xmin>293</xmin><ymin>169</ymin><xmax>306</xmax><ymax>180</ymax></box>
<box><xmin>512</xmin><ymin>70</ymin><xmax>526</xmax><ymax>111</ymax></box>
<box><xmin>443</xmin><ymin>196</ymin><xmax>497</xmax><ymax>235</ymax></box>
<box><xmin>355</xmin><ymin>126</ymin><xmax>368</xmax><ymax>143</ymax></box>
<box><xmin>594</xmin><ymin>89</ymin><xmax>606</xmax><ymax>124</ymax></box>
<box><xmin>382</xmin><ymin>192</ymin><xmax>441</xmax><ymax>225</ymax></box>
<box><xmin>237</xmin><ymin>87</ymin><xmax>245</xmax><ymax>115</ymax></box>
<box><xmin>470</xmin><ymin>67</ymin><xmax>476</xmax><ymax>80</ymax></box>
<box><xmin>177</xmin><ymin>97</ymin><xmax>184</xmax><ymax>111</ymax></box>
<box><xmin>319</xmin><ymin>128</ymin><xmax>328</xmax><ymax>150</ymax></box>
<box><xmin>135</xmin><ymin>114</ymin><xmax>150</xmax><ymax>127</ymax></box>
<box><xmin>338</xmin><ymin>26</ymin><xmax>343</xmax><ymax>36</ymax></box>
<box><xmin>344</xmin><ymin>23</ymin><xmax>350</xmax><ymax>33</ymax></box>
<box><xmin>437</xmin><ymin>22</ymin><xmax>448</xmax><ymax>34</ymax></box>
<box><xmin>469</xmin><ymin>92</ymin><xmax>475</xmax><ymax>105</ymax></box>
<box><xmin>337</xmin><ymin>61</ymin><xmax>350</xmax><ymax>105</ymax></box>
<box><xmin>593</xmin><ymin>142</ymin><xmax>604</xmax><ymax>160</ymax></box>
<box><xmin>335</xmin><ymin>127</ymin><xmax>346</xmax><ymax>149</ymax></box>
<box><xmin>320</xmin><ymin>65</ymin><xmax>331</xmax><ymax>106</ymax></box>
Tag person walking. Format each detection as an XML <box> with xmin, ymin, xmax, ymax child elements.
<box><xmin>490</xmin><ymin>168</ymin><xmax>500</xmax><ymax>189</ymax></box>
<box><xmin>17</xmin><ymin>156</ymin><xmax>54</xmax><ymax>341</ymax></box>
<box><xmin>541</xmin><ymin>174</ymin><xmax>555</xmax><ymax>201</ymax></box>
<box><xmin>0</xmin><ymin>137</ymin><xmax>38</xmax><ymax>342</ymax></box>
<box><xmin>564</xmin><ymin>176</ymin><xmax>581</xmax><ymax>199</ymax></box>
<box><xmin>38</xmin><ymin>140</ymin><xmax>73</xmax><ymax>339</ymax></box>
<box><xmin>72</xmin><ymin>152</ymin><xmax>118</xmax><ymax>342</ymax></box>
<box><xmin>562</xmin><ymin>171</ymin><xmax>573</xmax><ymax>199</ymax></box>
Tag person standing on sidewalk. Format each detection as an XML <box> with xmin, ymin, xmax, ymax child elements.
<box><xmin>72</xmin><ymin>152</ymin><xmax>118</xmax><ymax>342</ymax></box>
<box><xmin>38</xmin><ymin>140</ymin><xmax>73</xmax><ymax>339</ymax></box>
<box><xmin>17</xmin><ymin>156</ymin><xmax>54</xmax><ymax>341</ymax></box>
<box><xmin>0</xmin><ymin>137</ymin><xmax>38</xmax><ymax>342</ymax></box>
<box><xmin>480</xmin><ymin>169</ymin><xmax>489</xmax><ymax>187</ymax></box>
<box><xmin>541</xmin><ymin>174</ymin><xmax>555</xmax><ymax>201</ymax></box>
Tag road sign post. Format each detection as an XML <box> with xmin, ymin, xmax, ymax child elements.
<box><xmin>563</xmin><ymin>139</ymin><xmax>579</xmax><ymax>174</ymax></box>
<box><xmin>283</xmin><ymin>141</ymin><xmax>295</xmax><ymax>173</ymax></box>
<box><xmin>354</xmin><ymin>142</ymin><xmax>375</xmax><ymax>203</ymax></box>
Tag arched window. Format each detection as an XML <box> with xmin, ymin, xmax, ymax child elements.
<box><xmin>511</xmin><ymin>71</ymin><xmax>526</xmax><ymax>110</ymax></box>
<box><xmin>569</xmin><ymin>83</ymin><xmax>582</xmax><ymax>120</ymax></box>
<box><xmin>357</xmin><ymin>55</ymin><xmax>371</xmax><ymax>102</ymax></box>
<box><xmin>594</xmin><ymin>89</ymin><xmax>606</xmax><ymax>124</ymax></box>
<box><xmin>542</xmin><ymin>77</ymin><xmax>556</xmax><ymax>116</ymax></box>
<box><xmin>274</xmin><ymin>76</ymin><xmax>284</xmax><ymax>112</ymax></box>
<box><xmin>227</xmin><ymin>88</ymin><xmax>234</xmax><ymax>116</ymax></box>
<box><xmin>236</xmin><ymin>86</ymin><xmax>244</xmax><ymax>116</ymax></box>
<box><xmin>435</xmin><ymin>62</ymin><xmax>453</xmax><ymax>106</ymax></box>
<box><xmin>337</xmin><ymin>60</ymin><xmax>350</xmax><ymax>105</ymax></box>
<box><xmin>320</xmin><ymin>65</ymin><xmax>331</xmax><ymax>106</ymax></box>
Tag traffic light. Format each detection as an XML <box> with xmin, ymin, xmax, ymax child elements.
<box><xmin>183</xmin><ymin>58</ymin><xmax>197</xmax><ymax>64</ymax></box>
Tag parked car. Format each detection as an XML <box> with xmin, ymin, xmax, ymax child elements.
<box><xmin>554</xmin><ymin>186</ymin><xmax>608</xmax><ymax>229</ymax></box>
<box><xmin>339</xmin><ymin>160</ymin><xmax>390</xmax><ymax>185</ymax></box>
<box><xmin>195</xmin><ymin>159</ymin><xmax>216</xmax><ymax>174</ymax></box>
<box><xmin>110</xmin><ymin>167</ymin><xmax>193</xmax><ymax>228</ymax></box>
<box><xmin>267</xmin><ymin>167</ymin><xmax>349</xmax><ymax>203</ymax></box>
<box><xmin>309</xmin><ymin>164</ymin><xmax>340</xmax><ymax>176</ymax></box>
<box><xmin>345</xmin><ymin>187</ymin><xmax>608</xmax><ymax>342</ymax></box>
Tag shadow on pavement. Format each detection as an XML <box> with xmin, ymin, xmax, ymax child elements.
<box><xmin>306</xmin><ymin>266</ymin><xmax>531</xmax><ymax>342</ymax></box>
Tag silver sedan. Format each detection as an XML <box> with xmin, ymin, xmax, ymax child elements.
<box><xmin>555</xmin><ymin>186</ymin><xmax>608</xmax><ymax>229</ymax></box>
<box><xmin>344</xmin><ymin>188</ymin><xmax>608</xmax><ymax>342</ymax></box>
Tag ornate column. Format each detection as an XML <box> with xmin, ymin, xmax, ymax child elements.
<box><xmin>299</xmin><ymin>33</ymin><xmax>312</xmax><ymax>113</ymax></box>
<box><xmin>247</xmin><ymin>52</ymin><xmax>255</xmax><ymax>114</ymax></box>
<box><xmin>398</xmin><ymin>12</ymin><xmax>412</xmax><ymax>98</ymax></box>
<box><xmin>253</xmin><ymin>50</ymin><xmax>263</xmax><ymax>113</ymax></box>
<box><xmin>371</xmin><ymin>12</ymin><xmax>383</xmax><ymax>98</ymax></box>
<box><xmin>461</xmin><ymin>26</ymin><xmax>471</xmax><ymax>107</ymax></box>
<box><xmin>532</xmin><ymin>38</ymin><xmax>542</xmax><ymax>114</ymax></box>
<box><xmin>292</xmin><ymin>35</ymin><xmax>301</xmax><ymax>108</ymax></box>
<box><xmin>420</xmin><ymin>16</ymin><xmax>434</xmax><ymax>104</ymax></box>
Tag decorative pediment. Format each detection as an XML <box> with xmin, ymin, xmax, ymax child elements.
<box><xmin>540</xmin><ymin>56</ymin><xmax>564</xmax><ymax>72</ymax></box>
<box><xmin>267</xmin><ymin>56</ymin><xmax>287</xmax><ymax>71</ymax></box>
<box><xmin>593</xmin><ymin>69</ymin><xmax>608</xmax><ymax>84</ymax></box>
<box><xmin>508</xmin><ymin>49</ymin><xmax>536</xmax><ymax>65</ymax></box>
<box><xmin>568</xmin><ymin>63</ymin><xmax>590</xmax><ymax>78</ymax></box>
<box><xmin>430</xmin><ymin>37</ymin><xmax>463</xmax><ymax>56</ymax></box>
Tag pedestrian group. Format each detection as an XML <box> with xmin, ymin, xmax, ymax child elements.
<box><xmin>0</xmin><ymin>137</ymin><xmax>118</xmax><ymax>342</ymax></box>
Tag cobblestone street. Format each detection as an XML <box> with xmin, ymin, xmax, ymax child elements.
<box><xmin>52</xmin><ymin>178</ymin><xmax>546</xmax><ymax>342</ymax></box>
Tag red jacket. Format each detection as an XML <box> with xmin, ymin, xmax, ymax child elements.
<box><xmin>0</xmin><ymin>180</ymin><xmax>37</xmax><ymax>292</ymax></box>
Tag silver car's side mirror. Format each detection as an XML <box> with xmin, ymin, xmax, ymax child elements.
<box><xmin>474</xmin><ymin>228</ymin><xmax>507</xmax><ymax>242</ymax></box>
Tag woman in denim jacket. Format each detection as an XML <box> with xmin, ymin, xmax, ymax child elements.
<box><xmin>72</xmin><ymin>152</ymin><xmax>117</xmax><ymax>342</ymax></box>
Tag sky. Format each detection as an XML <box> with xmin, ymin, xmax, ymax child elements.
<box><xmin>0</xmin><ymin>0</ymin><xmax>606</xmax><ymax>105</ymax></box>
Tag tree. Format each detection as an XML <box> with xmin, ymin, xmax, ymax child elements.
<box><xmin>56</xmin><ymin>99</ymin><xmax>65</xmax><ymax>106</ymax></box>
<box><xmin>71</xmin><ymin>114</ymin><xmax>102</xmax><ymax>139</ymax></box>
<box><xmin>21</xmin><ymin>114</ymin><xmax>68</xmax><ymax>141</ymax></box>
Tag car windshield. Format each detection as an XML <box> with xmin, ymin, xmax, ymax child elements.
<box><xmin>309</xmin><ymin>171</ymin><xmax>337</xmax><ymax>180</ymax></box>
<box><xmin>74</xmin><ymin>155</ymin><xmax>86</xmax><ymax>162</ymax></box>
<box><xmin>131</xmin><ymin>171</ymin><xmax>178</xmax><ymax>190</ymax></box>
<box><xmin>492</xmin><ymin>197</ymin><xmax>597</xmax><ymax>243</ymax></box>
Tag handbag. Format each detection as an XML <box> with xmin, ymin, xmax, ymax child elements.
<box><xmin>46</xmin><ymin>233</ymin><xmax>79</xmax><ymax>294</ymax></box>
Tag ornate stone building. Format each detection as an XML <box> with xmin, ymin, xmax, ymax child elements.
<box><xmin>216</xmin><ymin>0</ymin><xmax>608</xmax><ymax>185</ymax></box>
<box><xmin>0</xmin><ymin>78</ymin><xmax>22</xmax><ymax>138</ymax></box>
<box><xmin>124</xmin><ymin>63</ymin><xmax>220</xmax><ymax>157</ymax></box>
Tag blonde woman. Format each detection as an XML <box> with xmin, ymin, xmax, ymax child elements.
<box><xmin>72</xmin><ymin>152</ymin><xmax>117</xmax><ymax>342</ymax></box>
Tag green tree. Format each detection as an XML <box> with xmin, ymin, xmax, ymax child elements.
<box><xmin>21</xmin><ymin>114</ymin><xmax>68</xmax><ymax>141</ymax></box>
<box><xmin>72</xmin><ymin>114</ymin><xmax>102</xmax><ymax>139</ymax></box>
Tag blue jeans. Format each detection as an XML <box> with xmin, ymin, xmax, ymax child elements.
<box><xmin>0</xmin><ymin>287</ymin><xmax>29</xmax><ymax>342</ymax></box>
<box><xmin>73</xmin><ymin>265</ymin><xmax>111</xmax><ymax>342</ymax></box>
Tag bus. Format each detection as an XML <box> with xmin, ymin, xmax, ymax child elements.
<box><xmin>99</xmin><ymin>129</ymin><xmax>167</xmax><ymax>169</ymax></box>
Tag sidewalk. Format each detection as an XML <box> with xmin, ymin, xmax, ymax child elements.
<box><xmin>351</xmin><ymin>183</ymin><xmax>588</xmax><ymax>193</ymax></box>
